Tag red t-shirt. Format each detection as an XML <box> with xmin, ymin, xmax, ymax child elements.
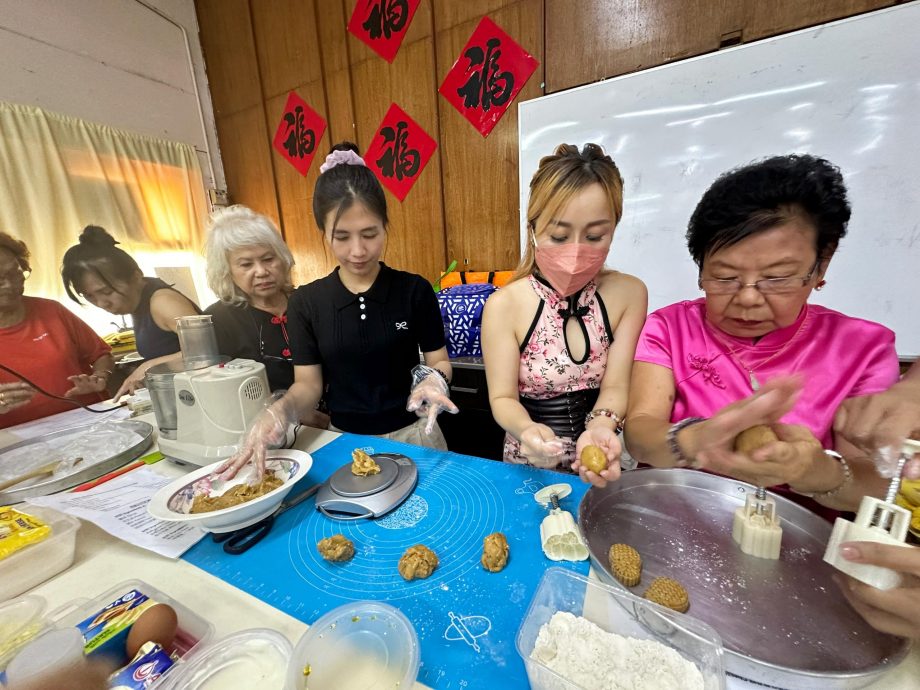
<box><xmin>0</xmin><ymin>297</ymin><xmax>111</xmax><ymax>429</ymax></box>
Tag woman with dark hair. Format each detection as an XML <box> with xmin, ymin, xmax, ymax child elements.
<box><xmin>482</xmin><ymin>143</ymin><xmax>647</xmax><ymax>486</ymax></box>
<box><xmin>221</xmin><ymin>143</ymin><xmax>458</xmax><ymax>476</ymax></box>
<box><xmin>0</xmin><ymin>232</ymin><xmax>114</xmax><ymax>428</ymax></box>
<box><xmin>624</xmin><ymin>154</ymin><xmax>899</xmax><ymax>514</ymax></box>
<box><xmin>61</xmin><ymin>226</ymin><xmax>201</xmax><ymax>398</ymax></box>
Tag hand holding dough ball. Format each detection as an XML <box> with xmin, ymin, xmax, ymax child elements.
<box><xmin>644</xmin><ymin>577</ymin><xmax>690</xmax><ymax>613</ymax></box>
<box><xmin>733</xmin><ymin>425</ymin><xmax>778</xmax><ymax>455</ymax></box>
<box><xmin>580</xmin><ymin>445</ymin><xmax>607</xmax><ymax>474</ymax></box>
<box><xmin>317</xmin><ymin>534</ymin><xmax>355</xmax><ymax>562</ymax></box>
<box><xmin>398</xmin><ymin>544</ymin><xmax>439</xmax><ymax>580</ymax></box>
<box><xmin>481</xmin><ymin>532</ymin><xmax>509</xmax><ymax>572</ymax></box>
<box><xmin>351</xmin><ymin>448</ymin><xmax>381</xmax><ymax>477</ymax></box>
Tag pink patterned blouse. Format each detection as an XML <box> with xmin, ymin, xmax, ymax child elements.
<box><xmin>635</xmin><ymin>298</ymin><xmax>899</xmax><ymax>448</ymax></box>
<box><xmin>504</xmin><ymin>276</ymin><xmax>613</xmax><ymax>466</ymax></box>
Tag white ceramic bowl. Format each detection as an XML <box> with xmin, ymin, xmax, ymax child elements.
<box><xmin>147</xmin><ymin>449</ymin><xmax>312</xmax><ymax>533</ymax></box>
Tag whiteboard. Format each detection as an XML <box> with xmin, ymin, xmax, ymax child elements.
<box><xmin>519</xmin><ymin>3</ymin><xmax>920</xmax><ymax>358</ymax></box>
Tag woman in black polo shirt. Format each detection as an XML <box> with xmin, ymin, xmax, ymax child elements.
<box><xmin>221</xmin><ymin>143</ymin><xmax>457</xmax><ymax>476</ymax></box>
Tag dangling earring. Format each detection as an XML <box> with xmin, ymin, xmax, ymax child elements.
<box><xmin>816</xmin><ymin>280</ymin><xmax>826</xmax><ymax>291</ymax></box>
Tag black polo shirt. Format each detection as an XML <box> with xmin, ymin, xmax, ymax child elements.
<box><xmin>287</xmin><ymin>263</ymin><xmax>445</xmax><ymax>434</ymax></box>
<box><xmin>204</xmin><ymin>300</ymin><xmax>294</xmax><ymax>391</ymax></box>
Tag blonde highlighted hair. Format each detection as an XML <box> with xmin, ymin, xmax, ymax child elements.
<box><xmin>512</xmin><ymin>143</ymin><xmax>624</xmax><ymax>282</ymax></box>
<box><xmin>205</xmin><ymin>205</ymin><xmax>295</xmax><ymax>305</ymax></box>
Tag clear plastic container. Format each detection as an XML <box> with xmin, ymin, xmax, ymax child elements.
<box><xmin>153</xmin><ymin>628</ymin><xmax>291</xmax><ymax>690</ymax></box>
<box><xmin>53</xmin><ymin>579</ymin><xmax>214</xmax><ymax>663</ymax></box>
<box><xmin>0</xmin><ymin>505</ymin><xmax>80</xmax><ymax>600</ymax></box>
<box><xmin>176</xmin><ymin>315</ymin><xmax>220</xmax><ymax>370</ymax></box>
<box><xmin>286</xmin><ymin>601</ymin><xmax>420</xmax><ymax>690</ymax></box>
<box><xmin>5</xmin><ymin>627</ymin><xmax>87</xmax><ymax>686</ymax></box>
<box><xmin>0</xmin><ymin>595</ymin><xmax>51</xmax><ymax>671</ymax></box>
<box><xmin>516</xmin><ymin>567</ymin><xmax>726</xmax><ymax>690</ymax></box>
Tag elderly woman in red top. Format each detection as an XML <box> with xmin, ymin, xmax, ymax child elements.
<box><xmin>0</xmin><ymin>232</ymin><xmax>113</xmax><ymax>428</ymax></box>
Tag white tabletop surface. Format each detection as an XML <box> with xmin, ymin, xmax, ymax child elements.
<box><xmin>2</xmin><ymin>409</ymin><xmax>917</xmax><ymax>689</ymax></box>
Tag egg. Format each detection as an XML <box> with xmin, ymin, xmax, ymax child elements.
<box><xmin>580</xmin><ymin>445</ymin><xmax>607</xmax><ymax>474</ymax></box>
<box><xmin>125</xmin><ymin>603</ymin><xmax>178</xmax><ymax>658</ymax></box>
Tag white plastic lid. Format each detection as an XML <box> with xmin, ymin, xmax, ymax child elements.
<box><xmin>5</xmin><ymin>627</ymin><xmax>86</xmax><ymax>684</ymax></box>
<box><xmin>0</xmin><ymin>595</ymin><xmax>48</xmax><ymax>670</ymax></box>
<box><xmin>287</xmin><ymin>601</ymin><xmax>420</xmax><ymax>690</ymax></box>
<box><xmin>153</xmin><ymin>628</ymin><xmax>291</xmax><ymax>690</ymax></box>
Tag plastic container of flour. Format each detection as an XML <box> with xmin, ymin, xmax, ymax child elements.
<box><xmin>517</xmin><ymin>567</ymin><xmax>726</xmax><ymax>690</ymax></box>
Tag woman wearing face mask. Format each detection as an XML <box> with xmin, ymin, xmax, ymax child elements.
<box><xmin>219</xmin><ymin>143</ymin><xmax>458</xmax><ymax>477</ymax></box>
<box><xmin>61</xmin><ymin>226</ymin><xmax>201</xmax><ymax>398</ymax></box>
<box><xmin>481</xmin><ymin>143</ymin><xmax>647</xmax><ymax>487</ymax></box>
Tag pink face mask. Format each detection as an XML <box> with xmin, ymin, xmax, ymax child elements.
<box><xmin>534</xmin><ymin>242</ymin><xmax>608</xmax><ymax>297</ymax></box>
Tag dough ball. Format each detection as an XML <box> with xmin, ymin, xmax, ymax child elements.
<box><xmin>580</xmin><ymin>445</ymin><xmax>607</xmax><ymax>474</ymax></box>
<box><xmin>351</xmin><ymin>448</ymin><xmax>381</xmax><ymax>477</ymax></box>
<box><xmin>608</xmin><ymin>543</ymin><xmax>642</xmax><ymax>586</ymax></box>
<box><xmin>481</xmin><ymin>532</ymin><xmax>509</xmax><ymax>572</ymax></box>
<box><xmin>317</xmin><ymin>534</ymin><xmax>355</xmax><ymax>562</ymax></box>
<box><xmin>398</xmin><ymin>544</ymin><xmax>438</xmax><ymax>580</ymax></box>
<box><xmin>733</xmin><ymin>425</ymin><xmax>778</xmax><ymax>455</ymax></box>
<box><xmin>644</xmin><ymin>576</ymin><xmax>690</xmax><ymax>613</ymax></box>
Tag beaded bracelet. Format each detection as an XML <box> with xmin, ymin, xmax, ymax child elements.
<box><xmin>801</xmin><ymin>450</ymin><xmax>852</xmax><ymax>499</ymax></box>
<box><xmin>666</xmin><ymin>417</ymin><xmax>706</xmax><ymax>468</ymax></box>
<box><xmin>585</xmin><ymin>408</ymin><xmax>623</xmax><ymax>434</ymax></box>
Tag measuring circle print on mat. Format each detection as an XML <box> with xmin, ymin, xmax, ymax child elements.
<box><xmin>288</xmin><ymin>443</ymin><xmax>506</xmax><ymax>601</ymax></box>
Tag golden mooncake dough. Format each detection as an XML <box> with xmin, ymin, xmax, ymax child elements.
<box><xmin>351</xmin><ymin>448</ymin><xmax>381</xmax><ymax>477</ymax></box>
<box><xmin>398</xmin><ymin>544</ymin><xmax>439</xmax><ymax>580</ymax></box>
<box><xmin>644</xmin><ymin>577</ymin><xmax>690</xmax><ymax>613</ymax></box>
<box><xmin>733</xmin><ymin>425</ymin><xmax>778</xmax><ymax>455</ymax></box>
<box><xmin>608</xmin><ymin>543</ymin><xmax>642</xmax><ymax>587</ymax></box>
<box><xmin>189</xmin><ymin>476</ymin><xmax>283</xmax><ymax>513</ymax></box>
<box><xmin>580</xmin><ymin>445</ymin><xmax>607</xmax><ymax>474</ymax></box>
<box><xmin>316</xmin><ymin>534</ymin><xmax>355</xmax><ymax>562</ymax></box>
<box><xmin>481</xmin><ymin>532</ymin><xmax>509</xmax><ymax>572</ymax></box>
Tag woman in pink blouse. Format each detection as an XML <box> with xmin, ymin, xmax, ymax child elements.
<box><xmin>625</xmin><ymin>154</ymin><xmax>898</xmax><ymax>514</ymax></box>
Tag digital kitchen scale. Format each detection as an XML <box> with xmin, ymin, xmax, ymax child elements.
<box><xmin>314</xmin><ymin>452</ymin><xmax>418</xmax><ymax>520</ymax></box>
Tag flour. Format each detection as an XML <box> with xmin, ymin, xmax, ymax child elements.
<box><xmin>529</xmin><ymin>611</ymin><xmax>705</xmax><ymax>690</ymax></box>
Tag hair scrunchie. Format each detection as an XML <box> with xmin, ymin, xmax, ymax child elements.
<box><xmin>319</xmin><ymin>149</ymin><xmax>367</xmax><ymax>173</ymax></box>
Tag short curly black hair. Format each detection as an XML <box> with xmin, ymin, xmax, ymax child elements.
<box><xmin>686</xmin><ymin>154</ymin><xmax>851</xmax><ymax>268</ymax></box>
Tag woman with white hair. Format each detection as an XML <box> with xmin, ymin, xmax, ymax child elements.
<box><xmin>204</xmin><ymin>205</ymin><xmax>298</xmax><ymax>392</ymax></box>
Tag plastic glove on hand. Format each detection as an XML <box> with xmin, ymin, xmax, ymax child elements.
<box><xmin>520</xmin><ymin>424</ymin><xmax>565</xmax><ymax>469</ymax></box>
<box><xmin>406</xmin><ymin>365</ymin><xmax>458</xmax><ymax>434</ymax></box>
<box><xmin>215</xmin><ymin>393</ymin><xmax>296</xmax><ymax>480</ymax></box>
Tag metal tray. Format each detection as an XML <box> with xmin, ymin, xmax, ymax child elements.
<box><xmin>578</xmin><ymin>468</ymin><xmax>911</xmax><ymax>689</ymax></box>
<box><xmin>0</xmin><ymin>420</ymin><xmax>154</xmax><ymax>503</ymax></box>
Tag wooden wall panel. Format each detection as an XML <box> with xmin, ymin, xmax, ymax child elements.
<box><xmin>264</xmin><ymin>85</ymin><xmax>336</xmax><ymax>286</ymax></box>
<box><xmin>195</xmin><ymin>0</ymin><xmax>263</xmax><ymax>116</ymax></box>
<box><xmin>348</xmin><ymin>1</ymin><xmax>447</xmax><ymax>282</ymax></box>
<box><xmin>742</xmin><ymin>0</ymin><xmax>895</xmax><ymax>41</ymax></box>
<box><xmin>434</xmin><ymin>0</ymin><xmax>542</xmax><ymax>271</ymax></box>
<box><xmin>316</xmin><ymin>0</ymin><xmax>357</xmax><ymax>145</ymax></box>
<box><xmin>545</xmin><ymin>0</ymin><xmax>741</xmax><ymax>92</ymax></box>
<box><xmin>250</xmin><ymin>0</ymin><xmax>324</xmax><ymax>99</ymax></box>
<box><xmin>214</xmin><ymin>106</ymin><xmax>280</xmax><ymax>225</ymax></box>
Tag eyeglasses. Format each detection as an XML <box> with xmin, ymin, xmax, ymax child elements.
<box><xmin>258</xmin><ymin>324</ymin><xmax>292</xmax><ymax>364</ymax></box>
<box><xmin>699</xmin><ymin>262</ymin><xmax>819</xmax><ymax>295</ymax></box>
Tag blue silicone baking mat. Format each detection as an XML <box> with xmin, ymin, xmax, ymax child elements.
<box><xmin>182</xmin><ymin>433</ymin><xmax>591</xmax><ymax>689</ymax></box>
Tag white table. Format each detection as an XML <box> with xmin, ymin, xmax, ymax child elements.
<box><xmin>2</xmin><ymin>409</ymin><xmax>917</xmax><ymax>689</ymax></box>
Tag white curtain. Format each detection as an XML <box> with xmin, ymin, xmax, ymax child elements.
<box><xmin>0</xmin><ymin>103</ymin><xmax>209</xmax><ymax>333</ymax></box>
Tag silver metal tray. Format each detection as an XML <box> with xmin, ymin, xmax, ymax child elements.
<box><xmin>0</xmin><ymin>420</ymin><xmax>154</xmax><ymax>503</ymax></box>
<box><xmin>578</xmin><ymin>468</ymin><xmax>911</xmax><ymax>689</ymax></box>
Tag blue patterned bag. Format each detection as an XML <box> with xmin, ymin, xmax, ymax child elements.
<box><xmin>437</xmin><ymin>283</ymin><xmax>498</xmax><ymax>358</ymax></box>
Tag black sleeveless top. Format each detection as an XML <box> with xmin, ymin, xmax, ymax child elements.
<box><xmin>132</xmin><ymin>278</ymin><xmax>198</xmax><ymax>359</ymax></box>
